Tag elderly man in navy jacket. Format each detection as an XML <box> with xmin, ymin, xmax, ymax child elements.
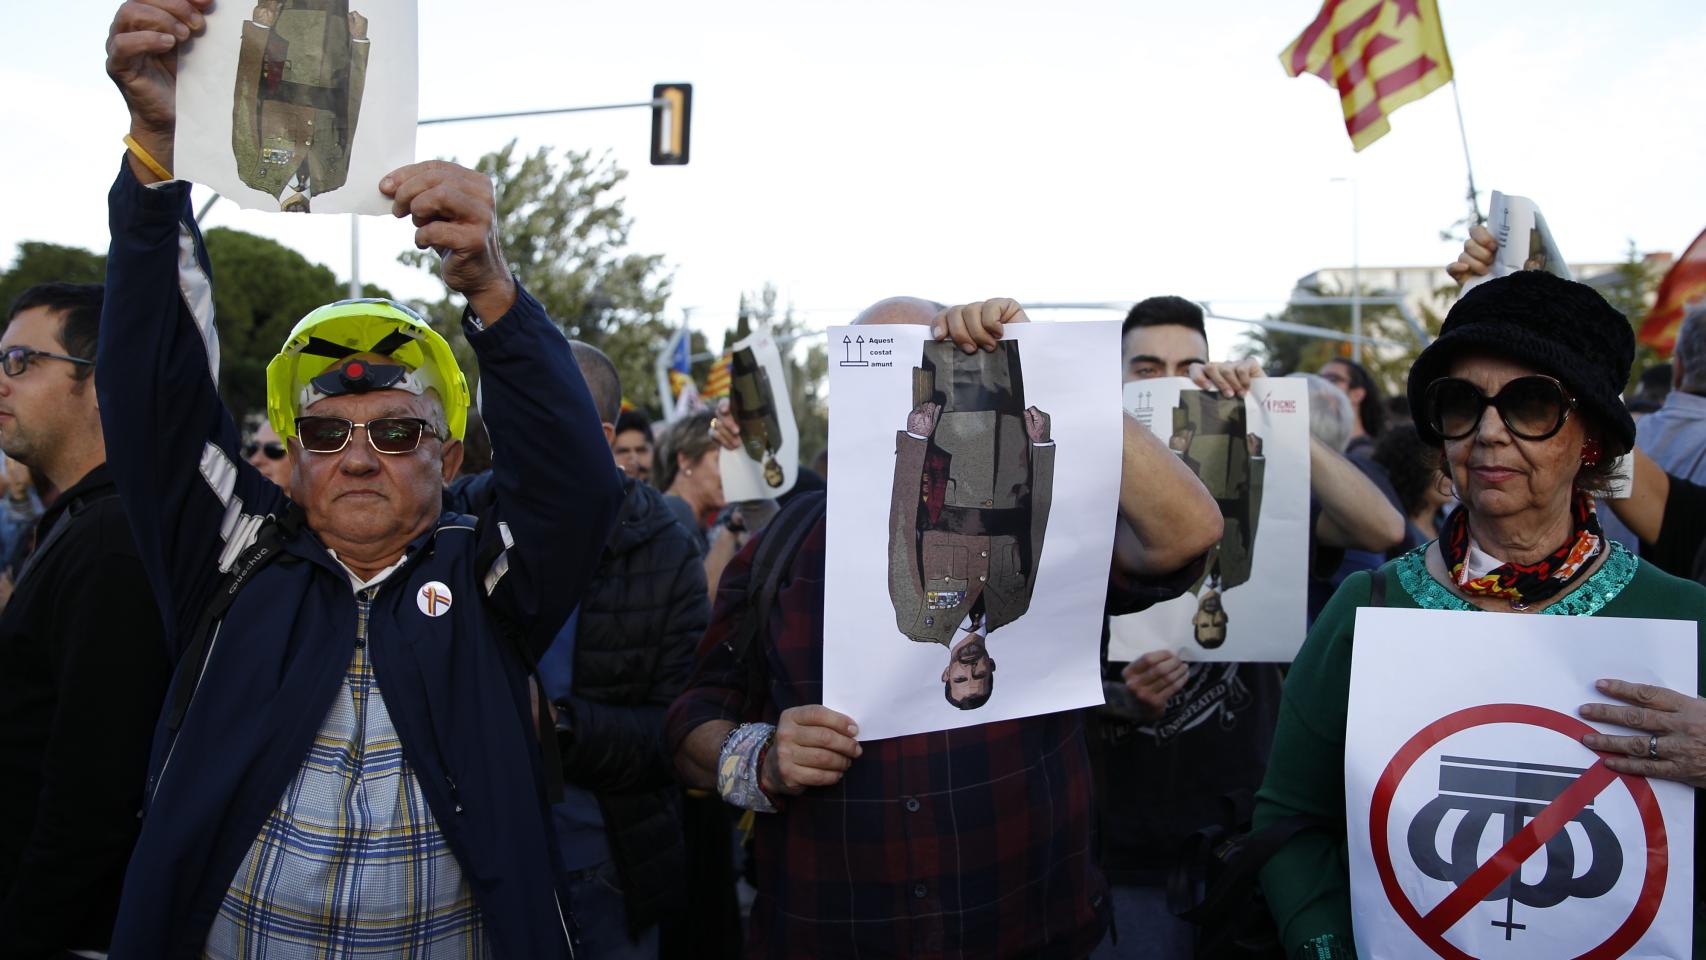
<box><xmin>99</xmin><ymin>2</ymin><xmax>622</xmax><ymax>956</ymax></box>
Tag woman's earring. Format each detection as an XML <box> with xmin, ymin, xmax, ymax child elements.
<box><xmin>684</xmin><ymin>468</ymin><xmax>693</xmax><ymax>477</ymax></box>
<box><xmin>1580</xmin><ymin>438</ymin><xmax>1602</xmax><ymax>468</ymax></box>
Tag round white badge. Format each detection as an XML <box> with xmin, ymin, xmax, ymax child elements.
<box><xmin>417</xmin><ymin>581</ymin><xmax>453</xmax><ymax>617</ymax></box>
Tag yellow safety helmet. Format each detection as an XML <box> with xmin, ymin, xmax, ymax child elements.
<box><xmin>264</xmin><ymin>299</ymin><xmax>471</xmax><ymax>442</ymax></box>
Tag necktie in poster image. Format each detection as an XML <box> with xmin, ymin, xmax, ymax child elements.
<box><xmin>174</xmin><ymin>0</ymin><xmax>418</xmax><ymax>215</ymax></box>
<box><xmin>1346</xmin><ymin>608</ymin><xmax>1696</xmax><ymax>959</ymax></box>
<box><xmin>1107</xmin><ymin>377</ymin><xmax>1312</xmax><ymax>664</ymax></box>
<box><xmin>822</xmin><ymin>321</ymin><xmax>1122</xmax><ymax>742</ymax></box>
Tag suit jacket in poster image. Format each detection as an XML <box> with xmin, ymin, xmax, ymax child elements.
<box><xmin>1170</xmin><ymin>389</ymin><xmax>1264</xmax><ymax>594</ymax></box>
<box><xmin>887</xmin><ymin>340</ymin><xmax>1055</xmax><ymax>647</ymax></box>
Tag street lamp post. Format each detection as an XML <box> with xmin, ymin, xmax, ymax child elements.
<box><xmin>1330</xmin><ymin>176</ymin><xmax>1361</xmax><ymax>363</ymax></box>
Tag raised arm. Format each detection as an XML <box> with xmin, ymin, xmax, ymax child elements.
<box><xmin>461</xmin><ymin>283</ymin><xmax>624</xmax><ymax>658</ymax></box>
<box><xmin>1310</xmin><ymin>436</ymin><xmax>1405</xmax><ymax>551</ymax></box>
<box><xmin>1111</xmin><ymin>412</ymin><xmax>1223</xmax><ymax>577</ymax></box>
<box><xmin>1607</xmin><ymin>446</ymin><xmax>1669</xmax><ymax>545</ymax></box>
<box><xmin>101</xmin><ymin>0</ymin><xmax>285</xmax><ymax>649</ymax></box>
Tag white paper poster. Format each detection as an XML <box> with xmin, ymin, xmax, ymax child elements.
<box><xmin>1106</xmin><ymin>377</ymin><xmax>1311</xmax><ymax>664</ymax></box>
<box><xmin>175</xmin><ymin>0</ymin><xmax>418</xmax><ymax>215</ymax></box>
<box><xmin>718</xmin><ymin>327</ymin><xmax>800</xmax><ymax>501</ymax></box>
<box><xmin>1461</xmin><ymin>190</ymin><xmax>1572</xmax><ymax>295</ymax></box>
<box><xmin>822</xmin><ymin>321</ymin><xmax>1122</xmax><ymax>742</ymax></box>
<box><xmin>1347</xmin><ymin>608</ymin><xmax>1696</xmax><ymax>960</ymax></box>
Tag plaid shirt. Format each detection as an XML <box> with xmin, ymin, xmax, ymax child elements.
<box><xmin>665</xmin><ymin>518</ymin><xmax>1193</xmax><ymax>959</ymax></box>
<box><xmin>204</xmin><ymin>583</ymin><xmax>487</xmax><ymax>959</ymax></box>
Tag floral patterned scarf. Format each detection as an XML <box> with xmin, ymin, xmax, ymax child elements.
<box><xmin>1441</xmin><ymin>493</ymin><xmax>1603</xmax><ymax>609</ymax></box>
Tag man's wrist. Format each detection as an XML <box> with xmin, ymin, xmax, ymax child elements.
<box><xmin>716</xmin><ymin>721</ymin><xmax>780</xmax><ymax>812</ymax></box>
<box><xmin>125</xmin><ymin>125</ymin><xmax>174</xmax><ymax>184</ymax></box>
<box><xmin>462</xmin><ymin>276</ymin><xmax>518</xmax><ymax>326</ymax></box>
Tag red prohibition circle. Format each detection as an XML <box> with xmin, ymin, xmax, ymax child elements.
<box><xmin>1369</xmin><ymin>703</ymin><xmax>1668</xmax><ymax>960</ymax></box>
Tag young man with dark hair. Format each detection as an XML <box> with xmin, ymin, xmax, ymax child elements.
<box><xmin>613</xmin><ymin>410</ymin><xmax>656</xmax><ymax>483</ymax></box>
<box><xmin>0</xmin><ymin>282</ymin><xmax>170</xmax><ymax>957</ymax></box>
<box><xmin>1121</xmin><ymin>295</ymin><xmax>1209</xmax><ymax>381</ymax></box>
<box><xmin>1096</xmin><ymin>297</ymin><xmax>1402</xmax><ymax>959</ymax></box>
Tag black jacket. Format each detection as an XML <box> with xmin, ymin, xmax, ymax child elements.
<box><xmin>0</xmin><ymin>464</ymin><xmax>169</xmax><ymax>956</ymax></box>
<box><xmin>562</xmin><ymin>477</ymin><xmax>708</xmax><ymax>935</ymax></box>
<box><xmin>447</xmin><ymin>473</ymin><xmax>709</xmax><ymax>936</ymax></box>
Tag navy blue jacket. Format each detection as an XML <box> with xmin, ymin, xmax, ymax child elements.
<box><xmin>96</xmin><ymin>163</ymin><xmax>623</xmax><ymax>958</ymax></box>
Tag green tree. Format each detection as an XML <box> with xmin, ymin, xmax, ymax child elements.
<box><xmin>1238</xmin><ymin>278</ymin><xmax>1438</xmax><ymax>398</ymax></box>
<box><xmin>202</xmin><ymin>227</ymin><xmax>391</xmax><ymax>418</ymax></box>
<box><xmin>0</xmin><ymin>242</ymin><xmax>107</xmax><ymax>314</ymax></box>
<box><xmin>722</xmin><ymin>284</ymin><xmax>829</xmax><ymax>462</ymax></box>
<box><xmin>2</xmin><ymin>234</ymin><xmax>383</xmax><ymax>419</ymax></box>
<box><xmin>1241</xmin><ymin>277</ymin><xmax>1453</xmax><ymax>402</ymax></box>
<box><xmin>402</xmin><ymin>140</ymin><xmax>674</xmax><ymax>413</ymax></box>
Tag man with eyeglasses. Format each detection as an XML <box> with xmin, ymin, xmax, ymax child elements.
<box><xmin>97</xmin><ymin>1</ymin><xmax>624</xmax><ymax>955</ymax></box>
<box><xmin>0</xmin><ymin>281</ymin><xmax>170</xmax><ymax>957</ymax></box>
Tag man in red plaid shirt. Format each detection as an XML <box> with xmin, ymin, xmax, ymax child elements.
<box><xmin>666</xmin><ymin>297</ymin><xmax>1224</xmax><ymax>958</ymax></box>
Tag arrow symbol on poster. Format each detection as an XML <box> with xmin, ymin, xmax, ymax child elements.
<box><xmin>839</xmin><ymin>333</ymin><xmax>870</xmax><ymax>367</ymax></box>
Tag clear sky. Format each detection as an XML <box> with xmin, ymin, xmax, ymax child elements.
<box><xmin>8</xmin><ymin>1</ymin><xmax>1705</xmax><ymax>356</ymax></box>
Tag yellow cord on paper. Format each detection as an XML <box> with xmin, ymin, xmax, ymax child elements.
<box><xmin>123</xmin><ymin>135</ymin><xmax>172</xmax><ymax>181</ymax></box>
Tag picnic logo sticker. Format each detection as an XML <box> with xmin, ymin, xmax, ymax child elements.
<box><xmin>417</xmin><ymin>581</ymin><xmax>453</xmax><ymax>617</ymax></box>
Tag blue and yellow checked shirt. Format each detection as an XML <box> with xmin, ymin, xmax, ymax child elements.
<box><xmin>204</xmin><ymin>574</ymin><xmax>488</xmax><ymax>959</ymax></box>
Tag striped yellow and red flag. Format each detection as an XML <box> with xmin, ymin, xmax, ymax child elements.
<box><xmin>1280</xmin><ymin>0</ymin><xmax>1454</xmax><ymax>151</ymax></box>
<box><xmin>1639</xmin><ymin>227</ymin><xmax>1706</xmax><ymax>355</ymax></box>
<box><xmin>703</xmin><ymin>351</ymin><xmax>732</xmax><ymax>401</ymax></box>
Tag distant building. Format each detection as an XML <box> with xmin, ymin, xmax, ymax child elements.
<box><xmin>1296</xmin><ymin>255</ymin><xmax>1671</xmax><ymax>328</ymax></box>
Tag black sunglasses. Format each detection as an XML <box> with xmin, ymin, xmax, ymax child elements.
<box><xmin>1424</xmin><ymin>375</ymin><xmax>1577</xmax><ymax>442</ymax></box>
<box><xmin>243</xmin><ymin>441</ymin><xmax>287</xmax><ymax>461</ymax></box>
<box><xmin>294</xmin><ymin>416</ymin><xmax>442</xmax><ymax>455</ymax></box>
<box><xmin>1</xmin><ymin>346</ymin><xmax>94</xmax><ymax>378</ymax></box>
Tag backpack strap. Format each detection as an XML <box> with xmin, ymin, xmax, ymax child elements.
<box><xmin>165</xmin><ymin>504</ymin><xmax>303</xmax><ymax>733</ymax></box>
<box><xmin>1178</xmin><ymin>813</ymin><xmax>1325</xmax><ymax>926</ymax></box>
<box><xmin>727</xmin><ymin>491</ymin><xmax>826</xmax><ymax>712</ymax></box>
<box><xmin>1368</xmin><ymin>567</ymin><xmax>1387</xmax><ymax>608</ymax></box>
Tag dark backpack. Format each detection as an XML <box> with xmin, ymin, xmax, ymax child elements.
<box><xmin>1166</xmin><ymin>799</ymin><xmax>1321</xmax><ymax>959</ymax></box>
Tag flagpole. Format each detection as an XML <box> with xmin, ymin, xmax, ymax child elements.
<box><xmin>1449</xmin><ymin>80</ymin><xmax>1483</xmax><ymax>226</ymax></box>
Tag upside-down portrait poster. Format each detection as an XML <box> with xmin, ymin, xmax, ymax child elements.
<box><xmin>718</xmin><ymin>326</ymin><xmax>800</xmax><ymax>501</ymax></box>
<box><xmin>1106</xmin><ymin>376</ymin><xmax>1310</xmax><ymax>663</ymax></box>
<box><xmin>822</xmin><ymin>321</ymin><xmax>1122</xmax><ymax>742</ymax></box>
<box><xmin>174</xmin><ymin>0</ymin><xmax>418</xmax><ymax>215</ymax></box>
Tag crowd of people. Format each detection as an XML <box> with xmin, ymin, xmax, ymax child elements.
<box><xmin>2</xmin><ymin>1</ymin><xmax>1705</xmax><ymax>957</ymax></box>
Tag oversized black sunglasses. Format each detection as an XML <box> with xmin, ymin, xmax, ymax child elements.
<box><xmin>1</xmin><ymin>346</ymin><xmax>94</xmax><ymax>377</ymax></box>
<box><xmin>243</xmin><ymin>441</ymin><xmax>287</xmax><ymax>461</ymax></box>
<box><xmin>1424</xmin><ymin>375</ymin><xmax>1577</xmax><ymax>442</ymax></box>
<box><xmin>294</xmin><ymin>416</ymin><xmax>442</xmax><ymax>455</ymax></box>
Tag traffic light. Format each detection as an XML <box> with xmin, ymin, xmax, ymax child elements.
<box><xmin>651</xmin><ymin>84</ymin><xmax>692</xmax><ymax>165</ymax></box>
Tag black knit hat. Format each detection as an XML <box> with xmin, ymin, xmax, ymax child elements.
<box><xmin>1407</xmin><ymin>271</ymin><xmax>1635</xmax><ymax>451</ymax></box>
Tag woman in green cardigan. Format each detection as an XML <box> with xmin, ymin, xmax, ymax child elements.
<box><xmin>1253</xmin><ymin>269</ymin><xmax>1706</xmax><ymax>960</ymax></box>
